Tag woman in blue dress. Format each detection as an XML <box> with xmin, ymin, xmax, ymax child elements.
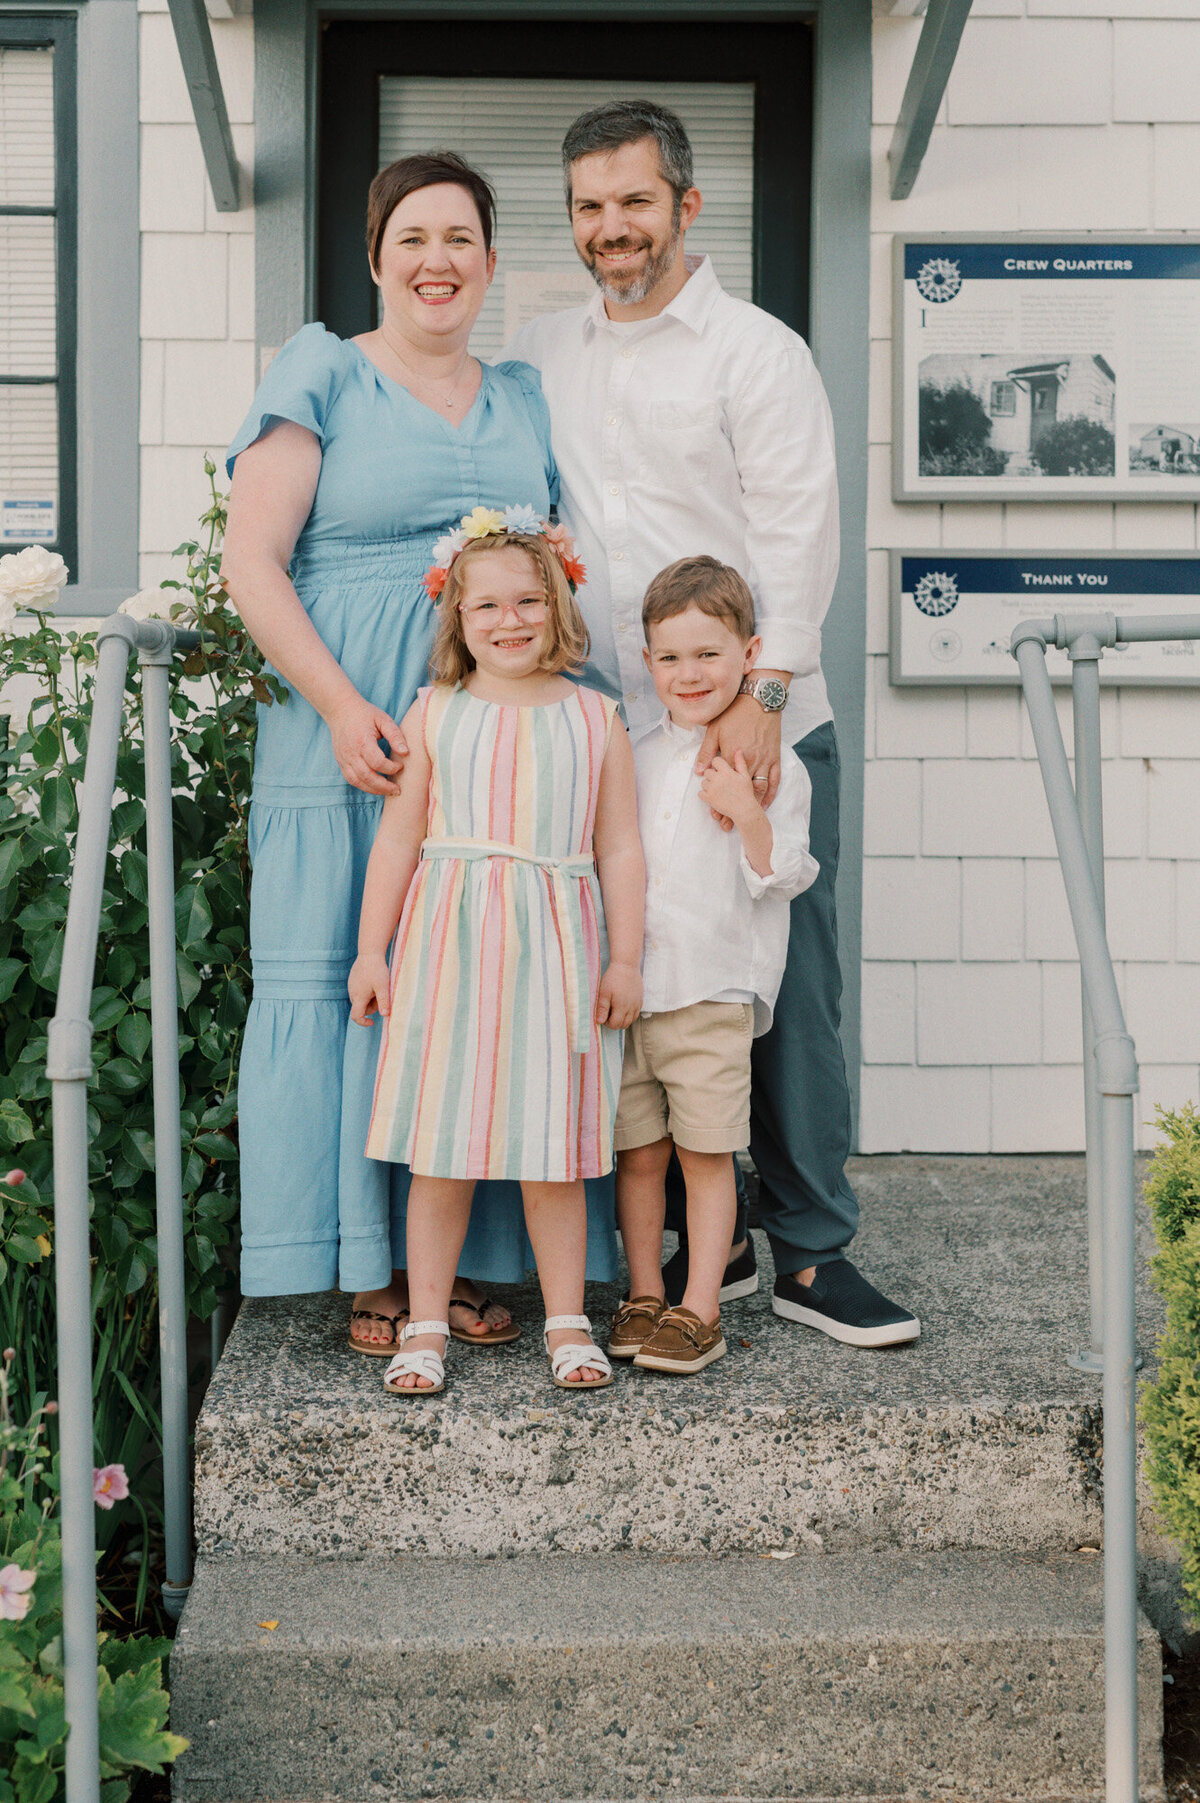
<box><xmin>221</xmin><ymin>151</ymin><xmax>617</xmax><ymax>1350</ymax></box>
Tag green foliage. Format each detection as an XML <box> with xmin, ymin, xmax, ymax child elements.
<box><xmin>1032</xmin><ymin>415</ymin><xmax>1116</xmax><ymax>477</ymax></box>
<box><xmin>0</xmin><ymin>464</ymin><xmax>279</xmax><ymax>1607</ymax></box>
<box><xmin>918</xmin><ymin>379</ymin><xmax>1007</xmax><ymax>476</ymax></box>
<box><xmin>0</xmin><ymin>1362</ymin><xmax>186</xmax><ymax>1799</ymax></box>
<box><xmin>1140</xmin><ymin>1101</ymin><xmax>1200</xmax><ymax>1624</ymax></box>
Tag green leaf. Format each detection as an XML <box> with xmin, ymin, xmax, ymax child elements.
<box><xmin>97</xmin><ymin>1058</ymin><xmax>144</xmax><ymax>1096</ymax></box>
<box><xmin>0</xmin><ymin>1672</ymin><xmax>34</xmax><ymax>1717</ymax></box>
<box><xmin>115</xmin><ymin>1013</ymin><xmax>151</xmax><ymax>1062</ymax></box>
<box><xmin>176</xmin><ymin>953</ymin><xmax>201</xmax><ymax>1009</ymax></box>
<box><xmin>193</xmin><ymin>1131</ymin><xmax>237</xmax><ymax>1160</ymax></box>
<box><xmin>0</xmin><ymin>1098</ymin><xmax>34</xmax><ymax>1145</ymax></box>
<box><xmin>39</xmin><ymin>774</ymin><xmax>75</xmax><ymax>834</ymax></box>
<box><xmin>5</xmin><ymin>1235</ymin><xmax>46</xmax><ymax>1266</ymax></box>
<box><xmin>0</xmin><ymin>958</ymin><xmax>23</xmax><ymax>1004</ymax></box>
<box><xmin>121</xmin><ymin>1127</ymin><xmax>155</xmax><ymax>1171</ymax></box>
<box><xmin>15</xmin><ymin>897</ymin><xmax>65</xmax><ymax>931</ymax></box>
<box><xmin>175</xmin><ymin>883</ymin><xmax>213</xmax><ymax>949</ymax></box>
<box><xmin>115</xmin><ymin>1247</ymin><xmax>148</xmax><ymax>1295</ymax></box>
<box><xmin>121</xmin><ymin>850</ymin><xmax>148</xmax><ymax>904</ymax></box>
<box><xmin>28</xmin><ymin>931</ymin><xmax>63</xmax><ymax>994</ymax></box>
<box><xmin>106</xmin><ymin>946</ymin><xmax>137</xmax><ymax>989</ymax></box>
<box><xmin>0</xmin><ymin>836</ymin><xmax>28</xmax><ymax>891</ymax></box>
<box><xmin>90</xmin><ymin>989</ymin><xmax>128</xmax><ymax>1032</ymax></box>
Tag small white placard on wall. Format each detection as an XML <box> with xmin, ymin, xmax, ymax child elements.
<box><xmin>1</xmin><ymin>498</ymin><xmax>56</xmax><ymax>542</ymax></box>
<box><xmin>891</xmin><ymin>552</ymin><xmax>1200</xmax><ymax>685</ymax></box>
<box><xmin>502</xmin><ymin>270</ymin><xmax>595</xmax><ymax>343</ymax></box>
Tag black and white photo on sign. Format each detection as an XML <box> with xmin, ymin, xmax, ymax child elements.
<box><xmin>918</xmin><ymin>351</ymin><xmax>1115</xmax><ymax>480</ymax></box>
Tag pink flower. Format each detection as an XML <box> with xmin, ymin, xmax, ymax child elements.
<box><xmin>93</xmin><ymin>1464</ymin><xmax>129</xmax><ymax>1510</ymax></box>
<box><xmin>4</xmin><ymin>1170</ymin><xmax>26</xmax><ymax>1188</ymax></box>
<box><xmin>424</xmin><ymin>566</ymin><xmax>448</xmax><ymax>602</ymax></box>
<box><xmin>0</xmin><ymin>1565</ymin><xmax>35</xmax><ymax>1621</ymax></box>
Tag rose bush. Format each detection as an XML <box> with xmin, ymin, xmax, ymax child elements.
<box><xmin>0</xmin><ymin>1354</ymin><xmax>186</xmax><ymax>1800</ymax></box>
<box><xmin>0</xmin><ymin>465</ymin><xmax>280</xmax><ymax>1612</ymax></box>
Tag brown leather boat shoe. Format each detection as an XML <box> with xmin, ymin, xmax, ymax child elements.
<box><xmin>632</xmin><ymin>1306</ymin><xmax>726</xmax><ymax>1374</ymax></box>
<box><xmin>607</xmin><ymin>1295</ymin><xmax>666</xmax><ymax>1360</ymax></box>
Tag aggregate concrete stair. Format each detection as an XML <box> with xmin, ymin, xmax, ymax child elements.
<box><xmin>170</xmin><ymin>1157</ymin><xmax>1170</xmax><ymax>1800</ymax></box>
<box><xmin>171</xmin><ymin>1550</ymin><xmax>1162</xmax><ymax>1802</ymax></box>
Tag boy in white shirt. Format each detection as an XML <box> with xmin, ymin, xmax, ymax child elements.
<box><xmin>609</xmin><ymin>557</ymin><xmax>819</xmax><ymax>1375</ymax></box>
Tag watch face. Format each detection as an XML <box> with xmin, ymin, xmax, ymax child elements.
<box><xmin>754</xmin><ymin>679</ymin><xmax>787</xmax><ymax>712</ymax></box>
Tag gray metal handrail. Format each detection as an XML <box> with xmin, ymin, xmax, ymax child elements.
<box><xmin>1011</xmin><ymin>608</ymin><xmax>1200</xmax><ymax>1803</ymax></box>
<box><xmin>45</xmin><ymin>613</ymin><xmax>200</xmax><ymax>1803</ymax></box>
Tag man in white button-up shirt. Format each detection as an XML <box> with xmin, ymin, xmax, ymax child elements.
<box><xmin>505</xmin><ymin>101</ymin><xmax>918</xmax><ymax>1349</ymax></box>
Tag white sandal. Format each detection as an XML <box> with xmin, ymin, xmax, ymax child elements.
<box><xmin>543</xmin><ymin>1314</ymin><xmax>613</xmax><ymax>1391</ymax></box>
<box><xmin>382</xmin><ymin>1319</ymin><xmax>449</xmax><ymax>1397</ymax></box>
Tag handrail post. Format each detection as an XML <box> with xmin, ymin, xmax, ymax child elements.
<box><xmin>139</xmin><ymin>630</ymin><xmax>193</xmax><ymax>1617</ymax></box>
<box><xmin>46</xmin><ymin>620</ymin><xmax>141</xmax><ymax>1803</ymax></box>
<box><xmin>1068</xmin><ymin>631</ymin><xmax>1108</xmax><ymax>1374</ymax></box>
<box><xmin>1013</xmin><ymin>618</ymin><xmax>1141</xmax><ymax>1803</ymax></box>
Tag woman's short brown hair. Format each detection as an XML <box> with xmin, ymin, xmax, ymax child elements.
<box><xmin>366</xmin><ymin>152</ymin><xmax>497</xmax><ymax>274</ymax></box>
<box><xmin>641</xmin><ymin>555</ymin><xmax>756</xmax><ymax>642</ymax></box>
<box><xmin>430</xmin><ymin>535</ymin><xmax>591</xmax><ymax>686</ymax></box>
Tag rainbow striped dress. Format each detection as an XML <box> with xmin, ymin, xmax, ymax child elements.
<box><xmin>366</xmin><ymin>682</ymin><xmax>623</xmax><ymax>1182</ymax></box>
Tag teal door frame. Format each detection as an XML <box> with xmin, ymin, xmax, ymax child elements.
<box><xmin>252</xmin><ymin>0</ymin><xmax>870</xmax><ymax>1139</ymax></box>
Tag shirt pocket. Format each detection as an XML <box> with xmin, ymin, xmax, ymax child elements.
<box><xmin>644</xmin><ymin>401</ymin><xmax>720</xmax><ymax>484</ymax></box>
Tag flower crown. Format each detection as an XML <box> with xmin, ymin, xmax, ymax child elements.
<box><xmin>423</xmin><ymin>506</ymin><xmax>587</xmax><ymax>601</ymax></box>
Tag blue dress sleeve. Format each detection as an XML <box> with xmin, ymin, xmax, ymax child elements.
<box><xmin>493</xmin><ymin>359</ymin><xmax>560</xmax><ymax>510</ymax></box>
<box><xmin>226</xmin><ymin>324</ymin><xmax>350</xmax><ymax>477</ymax></box>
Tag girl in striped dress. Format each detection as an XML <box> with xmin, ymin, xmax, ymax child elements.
<box><xmin>349</xmin><ymin>511</ymin><xmax>644</xmax><ymax>1396</ymax></box>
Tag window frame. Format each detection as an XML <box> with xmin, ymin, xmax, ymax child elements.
<box><xmin>0</xmin><ymin>12</ymin><xmax>78</xmax><ymax>577</ymax></box>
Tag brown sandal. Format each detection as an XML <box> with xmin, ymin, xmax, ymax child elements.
<box><xmin>348</xmin><ymin>1308</ymin><xmax>409</xmax><ymax>1357</ymax></box>
<box><xmin>447</xmin><ymin>1295</ymin><xmax>521</xmax><ymax>1346</ymax></box>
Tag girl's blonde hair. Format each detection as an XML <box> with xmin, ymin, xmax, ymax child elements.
<box><xmin>429</xmin><ymin>534</ymin><xmax>591</xmax><ymax>685</ymax></box>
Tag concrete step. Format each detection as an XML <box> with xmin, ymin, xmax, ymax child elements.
<box><xmin>169</xmin><ymin>1548</ymin><xmax>1164</xmax><ymax>1802</ymax></box>
<box><xmin>195</xmin><ymin>1157</ymin><xmax>1165</xmax><ymax>1561</ymax></box>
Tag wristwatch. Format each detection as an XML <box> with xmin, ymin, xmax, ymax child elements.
<box><xmin>738</xmin><ymin>674</ymin><xmax>788</xmax><ymax>713</ymax></box>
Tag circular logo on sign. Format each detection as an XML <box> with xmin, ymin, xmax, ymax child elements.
<box><xmin>913</xmin><ymin>571</ymin><xmax>959</xmax><ymax>617</ymax></box>
<box><xmin>930</xmin><ymin>629</ymin><xmax>963</xmax><ymax>663</ymax></box>
<box><xmin>915</xmin><ymin>257</ymin><xmax>962</xmax><ymax>303</ymax></box>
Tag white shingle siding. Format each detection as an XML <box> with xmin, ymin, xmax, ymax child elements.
<box><xmin>137</xmin><ymin>5</ymin><xmax>254</xmax><ymax>588</ymax></box>
<box><xmin>863</xmin><ymin>5</ymin><xmax>1200</xmax><ymax>1151</ymax></box>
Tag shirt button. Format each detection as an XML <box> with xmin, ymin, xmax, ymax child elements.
<box><xmin>607</xmin><ymin>414</ymin><xmax>619</xmax><ymax>425</ymax></box>
<box><xmin>626</xmin><ymin>692</ymin><xmax>638</xmax><ymax>704</ymax></box>
<box><xmin>621</xmin><ymin>348</ymin><xmax>633</xmax><ymax>359</ymax></box>
<box><xmin>616</xmin><ymin>622</ymin><xmax>629</xmax><ymax>633</ymax></box>
<box><xmin>654</xmin><ymin>878</ymin><xmax>663</xmax><ymax>888</ymax></box>
<box><xmin>613</xmin><ymin>550</ymin><xmax>625</xmax><ymax>561</ymax></box>
<box><xmin>609</xmin><ymin>484</ymin><xmax>621</xmax><ymax>496</ymax></box>
<box><xmin>663</xmin><ymin>811</ymin><xmax>672</xmax><ymax>820</ymax></box>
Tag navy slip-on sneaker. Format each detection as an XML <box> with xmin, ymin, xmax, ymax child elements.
<box><xmin>662</xmin><ymin>1237</ymin><xmax>759</xmax><ymax>1308</ymax></box>
<box><xmin>772</xmin><ymin>1258</ymin><xmax>920</xmax><ymax>1348</ymax></box>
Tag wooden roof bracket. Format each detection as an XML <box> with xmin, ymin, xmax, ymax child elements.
<box><xmin>887</xmin><ymin>0</ymin><xmax>974</xmax><ymax>201</ymax></box>
<box><xmin>165</xmin><ymin>0</ymin><xmax>241</xmax><ymax>212</ymax></box>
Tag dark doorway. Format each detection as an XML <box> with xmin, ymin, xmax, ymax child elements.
<box><xmin>317</xmin><ymin>17</ymin><xmax>814</xmax><ymax>341</ymax></box>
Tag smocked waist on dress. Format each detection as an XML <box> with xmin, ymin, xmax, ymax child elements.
<box><xmin>289</xmin><ymin>529</ymin><xmax>450</xmax><ymax>588</ymax></box>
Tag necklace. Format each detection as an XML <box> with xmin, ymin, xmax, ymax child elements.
<box><xmin>379</xmin><ymin>324</ymin><xmax>472</xmax><ymax>410</ymax></box>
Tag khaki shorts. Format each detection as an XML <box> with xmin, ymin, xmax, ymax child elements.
<box><xmin>614</xmin><ymin>1000</ymin><xmax>755</xmax><ymax>1155</ymax></box>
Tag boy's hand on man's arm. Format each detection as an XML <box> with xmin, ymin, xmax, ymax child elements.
<box><xmin>699</xmin><ymin>752</ymin><xmax>775</xmax><ymax>878</ymax></box>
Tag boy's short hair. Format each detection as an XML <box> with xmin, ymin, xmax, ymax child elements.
<box><xmin>641</xmin><ymin>556</ymin><xmax>756</xmax><ymax>642</ymax></box>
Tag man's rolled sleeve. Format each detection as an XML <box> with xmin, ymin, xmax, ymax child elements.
<box><xmin>725</xmin><ymin>338</ymin><xmax>840</xmax><ymax>681</ymax></box>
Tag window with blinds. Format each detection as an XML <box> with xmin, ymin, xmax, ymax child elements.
<box><xmin>377</xmin><ymin>78</ymin><xmax>754</xmax><ymax>363</ymax></box>
<box><xmin>0</xmin><ymin>29</ymin><xmax>71</xmax><ymax>559</ymax></box>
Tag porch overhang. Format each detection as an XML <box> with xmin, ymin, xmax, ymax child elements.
<box><xmin>165</xmin><ymin>0</ymin><xmax>241</xmax><ymax>212</ymax></box>
<box><xmin>886</xmin><ymin>0</ymin><xmax>974</xmax><ymax>200</ymax></box>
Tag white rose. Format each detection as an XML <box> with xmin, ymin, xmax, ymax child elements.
<box><xmin>0</xmin><ymin>594</ymin><xmax>17</xmax><ymax>638</ymax></box>
<box><xmin>117</xmin><ymin>588</ymin><xmax>194</xmax><ymax>622</ymax></box>
<box><xmin>0</xmin><ymin>546</ymin><xmax>69</xmax><ymax>611</ymax></box>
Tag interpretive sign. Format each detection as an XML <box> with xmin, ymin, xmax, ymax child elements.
<box><xmin>890</xmin><ymin>552</ymin><xmax>1200</xmax><ymax>685</ymax></box>
<box><xmin>894</xmin><ymin>236</ymin><xmax>1200</xmax><ymax>501</ymax></box>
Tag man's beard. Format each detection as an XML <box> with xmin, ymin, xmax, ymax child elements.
<box><xmin>583</xmin><ymin>222</ymin><xmax>680</xmax><ymax>307</ymax></box>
